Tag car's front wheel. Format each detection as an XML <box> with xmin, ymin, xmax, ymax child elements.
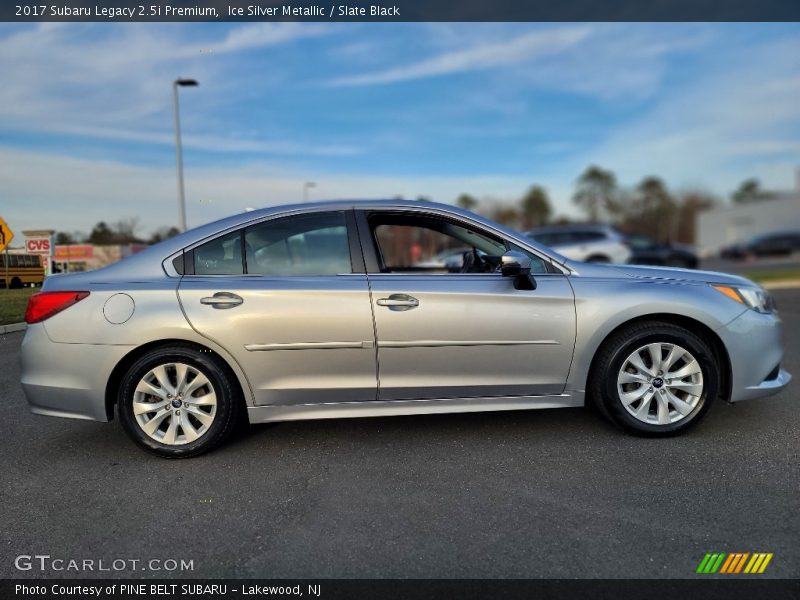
<box><xmin>589</xmin><ymin>321</ymin><xmax>719</xmax><ymax>436</ymax></box>
<box><xmin>118</xmin><ymin>345</ymin><xmax>242</xmax><ymax>458</ymax></box>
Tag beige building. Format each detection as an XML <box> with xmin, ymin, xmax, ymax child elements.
<box><xmin>696</xmin><ymin>193</ymin><xmax>800</xmax><ymax>257</ymax></box>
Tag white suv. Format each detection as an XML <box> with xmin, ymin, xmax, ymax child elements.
<box><xmin>526</xmin><ymin>224</ymin><xmax>632</xmax><ymax>264</ymax></box>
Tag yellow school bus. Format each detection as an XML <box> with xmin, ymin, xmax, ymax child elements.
<box><xmin>0</xmin><ymin>253</ymin><xmax>45</xmax><ymax>288</ymax></box>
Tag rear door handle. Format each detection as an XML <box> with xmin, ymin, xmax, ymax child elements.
<box><xmin>376</xmin><ymin>294</ymin><xmax>419</xmax><ymax>311</ymax></box>
<box><xmin>200</xmin><ymin>292</ymin><xmax>243</xmax><ymax>309</ymax></box>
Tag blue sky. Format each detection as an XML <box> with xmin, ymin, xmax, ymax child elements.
<box><xmin>1</xmin><ymin>22</ymin><xmax>799</xmax><ymax>235</ymax></box>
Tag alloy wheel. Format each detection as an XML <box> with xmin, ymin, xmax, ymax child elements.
<box><xmin>133</xmin><ymin>362</ymin><xmax>217</xmax><ymax>445</ymax></box>
<box><xmin>616</xmin><ymin>343</ymin><xmax>704</xmax><ymax>425</ymax></box>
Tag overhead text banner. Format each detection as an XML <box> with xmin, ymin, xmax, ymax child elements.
<box><xmin>4</xmin><ymin>0</ymin><xmax>800</xmax><ymax>22</ymax></box>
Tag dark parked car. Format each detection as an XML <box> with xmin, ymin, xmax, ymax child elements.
<box><xmin>625</xmin><ymin>234</ymin><xmax>699</xmax><ymax>269</ymax></box>
<box><xmin>721</xmin><ymin>231</ymin><xmax>800</xmax><ymax>260</ymax></box>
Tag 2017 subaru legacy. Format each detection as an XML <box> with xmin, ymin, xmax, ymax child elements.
<box><xmin>20</xmin><ymin>201</ymin><xmax>790</xmax><ymax>457</ymax></box>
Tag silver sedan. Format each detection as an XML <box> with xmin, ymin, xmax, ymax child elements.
<box><xmin>20</xmin><ymin>200</ymin><xmax>791</xmax><ymax>457</ymax></box>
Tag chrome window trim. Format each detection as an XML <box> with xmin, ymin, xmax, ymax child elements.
<box><xmin>179</xmin><ymin>272</ymin><xmax>366</xmax><ymax>280</ymax></box>
<box><xmin>162</xmin><ymin>203</ymin><xmax>573</xmax><ymax>278</ymax></box>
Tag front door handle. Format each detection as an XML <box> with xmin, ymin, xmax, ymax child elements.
<box><xmin>200</xmin><ymin>292</ymin><xmax>243</xmax><ymax>309</ymax></box>
<box><xmin>376</xmin><ymin>294</ymin><xmax>419</xmax><ymax>311</ymax></box>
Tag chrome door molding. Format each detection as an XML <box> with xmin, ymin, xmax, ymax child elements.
<box><xmin>244</xmin><ymin>341</ymin><xmax>375</xmax><ymax>351</ymax></box>
<box><xmin>377</xmin><ymin>339</ymin><xmax>560</xmax><ymax>348</ymax></box>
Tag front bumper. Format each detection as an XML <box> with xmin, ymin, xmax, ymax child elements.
<box><xmin>742</xmin><ymin>368</ymin><xmax>792</xmax><ymax>400</ymax></box>
<box><xmin>20</xmin><ymin>323</ymin><xmax>134</xmax><ymax>422</ymax></box>
<box><xmin>718</xmin><ymin>308</ymin><xmax>792</xmax><ymax>402</ymax></box>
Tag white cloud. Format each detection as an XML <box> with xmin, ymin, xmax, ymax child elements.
<box><xmin>326</xmin><ymin>24</ymin><xmax>712</xmax><ymax>103</ymax></box>
<box><xmin>329</xmin><ymin>26</ymin><xmax>592</xmax><ymax>86</ymax></box>
<box><xmin>10</xmin><ymin>123</ymin><xmax>360</xmax><ymax>157</ymax></box>
<box><xmin>209</xmin><ymin>22</ymin><xmax>331</xmax><ymax>54</ymax></box>
<box><xmin>0</xmin><ymin>22</ymin><xmax>337</xmax><ymax>148</ymax></box>
<box><xmin>572</xmin><ymin>36</ymin><xmax>800</xmax><ymax>194</ymax></box>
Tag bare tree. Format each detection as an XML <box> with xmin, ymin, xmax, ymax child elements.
<box><xmin>633</xmin><ymin>177</ymin><xmax>677</xmax><ymax>242</ymax></box>
<box><xmin>148</xmin><ymin>227</ymin><xmax>181</xmax><ymax>245</ymax></box>
<box><xmin>731</xmin><ymin>178</ymin><xmax>767</xmax><ymax>204</ymax></box>
<box><xmin>519</xmin><ymin>185</ymin><xmax>552</xmax><ymax>230</ymax></box>
<box><xmin>674</xmin><ymin>191</ymin><xmax>717</xmax><ymax>244</ymax></box>
<box><xmin>455</xmin><ymin>193</ymin><xmax>479</xmax><ymax>212</ymax></box>
<box><xmin>114</xmin><ymin>217</ymin><xmax>143</xmax><ymax>244</ymax></box>
<box><xmin>489</xmin><ymin>204</ymin><xmax>521</xmax><ymax>229</ymax></box>
<box><xmin>573</xmin><ymin>165</ymin><xmax>618</xmax><ymax>222</ymax></box>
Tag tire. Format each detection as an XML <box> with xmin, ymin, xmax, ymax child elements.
<box><xmin>589</xmin><ymin>321</ymin><xmax>719</xmax><ymax>436</ymax></box>
<box><xmin>9</xmin><ymin>277</ymin><xmax>22</xmax><ymax>289</ymax></box>
<box><xmin>117</xmin><ymin>345</ymin><xmax>242</xmax><ymax>458</ymax></box>
<box><xmin>586</xmin><ymin>255</ymin><xmax>611</xmax><ymax>263</ymax></box>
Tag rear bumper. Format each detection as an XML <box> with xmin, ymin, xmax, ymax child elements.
<box><xmin>20</xmin><ymin>324</ymin><xmax>133</xmax><ymax>422</ymax></box>
<box><xmin>718</xmin><ymin>309</ymin><xmax>792</xmax><ymax>402</ymax></box>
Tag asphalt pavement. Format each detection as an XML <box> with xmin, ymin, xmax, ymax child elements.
<box><xmin>1</xmin><ymin>290</ymin><xmax>797</xmax><ymax>579</ymax></box>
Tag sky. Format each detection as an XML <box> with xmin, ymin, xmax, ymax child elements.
<box><xmin>0</xmin><ymin>22</ymin><xmax>799</xmax><ymax>237</ymax></box>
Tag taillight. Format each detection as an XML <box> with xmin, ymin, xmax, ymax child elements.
<box><xmin>24</xmin><ymin>291</ymin><xmax>90</xmax><ymax>324</ymax></box>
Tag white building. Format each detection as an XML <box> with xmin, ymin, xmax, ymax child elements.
<box><xmin>696</xmin><ymin>192</ymin><xmax>800</xmax><ymax>257</ymax></box>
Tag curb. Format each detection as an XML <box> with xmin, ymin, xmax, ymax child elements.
<box><xmin>760</xmin><ymin>279</ymin><xmax>800</xmax><ymax>291</ymax></box>
<box><xmin>0</xmin><ymin>322</ymin><xmax>26</xmax><ymax>334</ymax></box>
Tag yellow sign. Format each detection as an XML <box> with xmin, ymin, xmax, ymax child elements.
<box><xmin>0</xmin><ymin>218</ymin><xmax>13</xmax><ymax>253</ymax></box>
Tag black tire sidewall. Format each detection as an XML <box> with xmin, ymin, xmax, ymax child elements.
<box><xmin>118</xmin><ymin>346</ymin><xmax>239</xmax><ymax>458</ymax></box>
<box><xmin>600</xmin><ymin>326</ymin><xmax>719</xmax><ymax>436</ymax></box>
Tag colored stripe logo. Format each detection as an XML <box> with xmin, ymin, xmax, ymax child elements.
<box><xmin>696</xmin><ymin>552</ymin><xmax>773</xmax><ymax>574</ymax></box>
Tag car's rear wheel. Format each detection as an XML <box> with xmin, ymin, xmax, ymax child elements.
<box><xmin>589</xmin><ymin>321</ymin><xmax>719</xmax><ymax>436</ymax></box>
<box><xmin>118</xmin><ymin>345</ymin><xmax>242</xmax><ymax>458</ymax></box>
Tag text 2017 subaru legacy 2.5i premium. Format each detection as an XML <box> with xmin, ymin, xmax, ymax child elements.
<box><xmin>20</xmin><ymin>201</ymin><xmax>791</xmax><ymax>457</ymax></box>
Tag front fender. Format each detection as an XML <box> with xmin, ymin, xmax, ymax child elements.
<box><xmin>566</xmin><ymin>278</ymin><xmax>746</xmax><ymax>396</ymax></box>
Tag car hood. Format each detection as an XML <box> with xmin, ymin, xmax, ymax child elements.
<box><xmin>567</xmin><ymin>261</ymin><xmax>756</xmax><ymax>287</ymax></box>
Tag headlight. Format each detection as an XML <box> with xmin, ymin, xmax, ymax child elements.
<box><xmin>711</xmin><ymin>284</ymin><xmax>775</xmax><ymax>313</ymax></box>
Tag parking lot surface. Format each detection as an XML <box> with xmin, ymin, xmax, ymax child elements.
<box><xmin>1</xmin><ymin>290</ymin><xmax>797</xmax><ymax>579</ymax></box>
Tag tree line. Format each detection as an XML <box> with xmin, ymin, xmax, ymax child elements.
<box><xmin>52</xmin><ymin>171</ymin><xmax>777</xmax><ymax>247</ymax></box>
<box><xmin>455</xmin><ymin>167</ymin><xmax>778</xmax><ymax>244</ymax></box>
<box><xmin>55</xmin><ymin>218</ymin><xmax>180</xmax><ymax>246</ymax></box>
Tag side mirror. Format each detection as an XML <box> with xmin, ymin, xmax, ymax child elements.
<box><xmin>500</xmin><ymin>251</ymin><xmax>537</xmax><ymax>290</ymax></box>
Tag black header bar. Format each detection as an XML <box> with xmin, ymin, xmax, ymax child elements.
<box><xmin>4</xmin><ymin>0</ymin><xmax>800</xmax><ymax>22</ymax></box>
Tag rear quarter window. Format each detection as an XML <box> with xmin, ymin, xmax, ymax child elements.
<box><xmin>194</xmin><ymin>231</ymin><xmax>244</xmax><ymax>275</ymax></box>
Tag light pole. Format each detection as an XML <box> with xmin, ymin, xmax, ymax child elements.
<box><xmin>303</xmin><ymin>181</ymin><xmax>317</xmax><ymax>202</ymax></box>
<box><xmin>173</xmin><ymin>78</ymin><xmax>198</xmax><ymax>231</ymax></box>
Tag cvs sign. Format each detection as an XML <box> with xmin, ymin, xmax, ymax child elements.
<box><xmin>26</xmin><ymin>237</ymin><xmax>52</xmax><ymax>255</ymax></box>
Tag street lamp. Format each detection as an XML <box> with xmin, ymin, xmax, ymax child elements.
<box><xmin>173</xmin><ymin>78</ymin><xmax>198</xmax><ymax>231</ymax></box>
<box><xmin>303</xmin><ymin>181</ymin><xmax>317</xmax><ymax>202</ymax></box>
